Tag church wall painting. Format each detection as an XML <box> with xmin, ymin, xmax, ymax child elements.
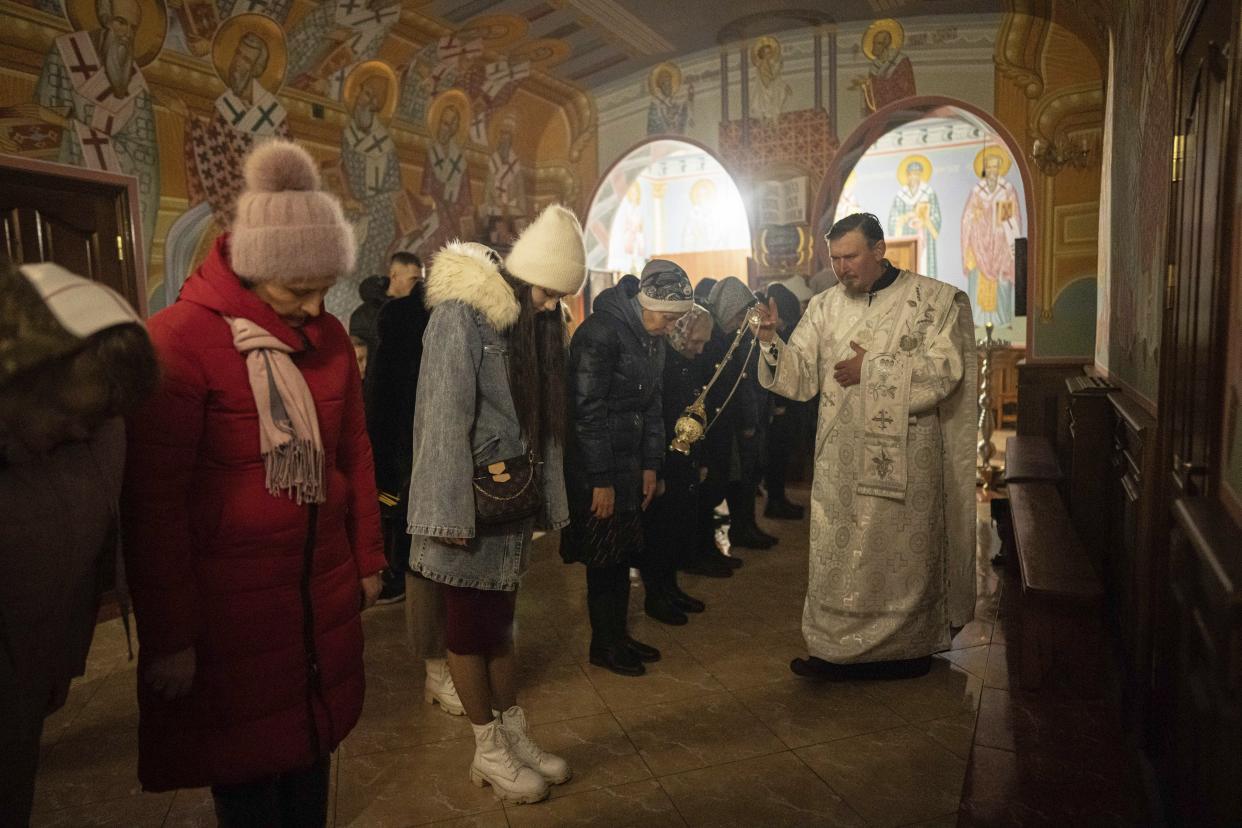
<box><xmin>0</xmin><ymin>1</ymin><xmax>594</xmax><ymax>320</ymax></box>
<box><xmin>822</xmin><ymin>109</ymin><xmax>1029</xmax><ymax>344</ymax></box>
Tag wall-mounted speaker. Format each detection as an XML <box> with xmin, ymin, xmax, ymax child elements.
<box><xmin>1014</xmin><ymin>237</ymin><xmax>1027</xmax><ymax>317</ymax></box>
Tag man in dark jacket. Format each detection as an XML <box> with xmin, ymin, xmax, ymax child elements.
<box><xmin>562</xmin><ymin>261</ymin><xmax>693</xmax><ymax>676</ymax></box>
<box><xmin>349</xmin><ymin>251</ymin><xmax>422</xmax><ymax>356</ymax></box>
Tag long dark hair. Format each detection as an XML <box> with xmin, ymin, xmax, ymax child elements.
<box><xmin>502</xmin><ymin>270</ymin><xmax>567</xmax><ymax>453</ymax></box>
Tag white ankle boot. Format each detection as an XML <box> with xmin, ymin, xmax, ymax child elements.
<box><xmin>469</xmin><ymin>719</ymin><xmax>549</xmax><ymax>804</ymax></box>
<box><xmin>424</xmin><ymin>659</ymin><xmax>465</xmax><ymax>716</ymax></box>
<box><xmin>500</xmin><ymin>705</ymin><xmax>571</xmax><ymax>784</ymax></box>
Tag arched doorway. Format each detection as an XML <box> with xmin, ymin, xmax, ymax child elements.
<box><xmin>584</xmin><ymin>137</ymin><xmax>751</xmax><ymax>309</ymax></box>
<box><xmin>811</xmin><ymin>98</ymin><xmax>1035</xmax><ymax>346</ymax></box>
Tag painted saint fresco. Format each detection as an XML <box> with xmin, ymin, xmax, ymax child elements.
<box><xmin>751</xmin><ymin>36</ymin><xmax>791</xmax><ymax>123</ymax></box>
<box><xmin>646</xmin><ymin>61</ymin><xmax>693</xmax><ymax>135</ymax></box>
<box><xmin>34</xmin><ymin>0</ymin><xmax>167</xmax><ymax>258</ymax></box>
<box><xmin>186</xmin><ymin>13</ymin><xmax>291</xmax><ymax>225</ymax></box>
<box><xmin>416</xmin><ymin>90</ymin><xmax>475</xmax><ymax>255</ymax></box>
<box><xmin>326</xmin><ymin>60</ymin><xmax>401</xmax><ymax>315</ymax></box>
<box><xmin>483</xmin><ymin>111</ymin><xmax>528</xmax><ymax>225</ymax></box>
<box><xmin>961</xmin><ymin>146</ymin><xmax>1023</xmax><ymax>328</ymax></box>
<box><xmin>284</xmin><ymin>0</ymin><xmax>400</xmax><ymax>98</ymax></box>
<box><xmin>888</xmin><ymin>154</ymin><xmax>941</xmax><ymax>277</ymax></box>
<box><xmin>854</xmin><ymin>18</ymin><xmax>916</xmax><ymax>114</ymax></box>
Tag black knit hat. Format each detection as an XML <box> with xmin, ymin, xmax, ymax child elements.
<box><xmin>638</xmin><ymin>259</ymin><xmax>694</xmax><ymax>313</ymax></box>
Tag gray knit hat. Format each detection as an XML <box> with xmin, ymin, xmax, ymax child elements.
<box><xmin>638</xmin><ymin>259</ymin><xmax>693</xmax><ymax>313</ymax></box>
<box><xmin>706</xmin><ymin>276</ymin><xmax>757</xmax><ymax>329</ymax></box>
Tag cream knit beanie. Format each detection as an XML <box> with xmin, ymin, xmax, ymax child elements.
<box><xmin>230</xmin><ymin>141</ymin><xmax>356</xmax><ymax>285</ymax></box>
<box><xmin>504</xmin><ymin>204</ymin><xmax>586</xmax><ymax>295</ymax></box>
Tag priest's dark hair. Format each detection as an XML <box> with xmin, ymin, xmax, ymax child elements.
<box><xmin>390</xmin><ymin>250</ymin><xmax>422</xmax><ymax>268</ymax></box>
<box><xmin>827</xmin><ymin>213</ymin><xmax>885</xmax><ymax>248</ymax></box>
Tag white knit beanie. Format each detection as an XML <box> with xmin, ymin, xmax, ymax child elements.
<box><xmin>230</xmin><ymin>141</ymin><xmax>356</xmax><ymax>285</ymax></box>
<box><xmin>504</xmin><ymin>204</ymin><xmax>586</xmax><ymax>295</ymax></box>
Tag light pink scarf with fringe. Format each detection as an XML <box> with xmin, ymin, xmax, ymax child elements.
<box><xmin>226</xmin><ymin>316</ymin><xmax>325</xmax><ymax>505</ymax></box>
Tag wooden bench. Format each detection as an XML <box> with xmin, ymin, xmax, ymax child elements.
<box><xmin>1007</xmin><ymin>480</ymin><xmax>1104</xmax><ymax>695</ymax></box>
<box><xmin>1004</xmin><ymin>435</ymin><xmax>1063</xmax><ymax>483</ymax></box>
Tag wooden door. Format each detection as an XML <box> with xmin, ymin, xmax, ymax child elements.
<box><xmin>0</xmin><ymin>154</ymin><xmax>146</xmax><ymax>315</ymax></box>
<box><xmin>1155</xmin><ymin>0</ymin><xmax>1242</xmax><ymax>823</ymax></box>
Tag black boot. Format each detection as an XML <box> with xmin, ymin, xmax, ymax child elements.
<box><xmin>588</xmin><ymin>566</ymin><xmax>644</xmax><ymax>676</ymax></box>
<box><xmin>623</xmin><ymin>636</ymin><xmax>661</xmax><ymax>662</ymax></box>
<box><xmin>670</xmin><ymin>584</ymin><xmax>705</xmax><ymax>613</ymax></box>
<box><xmin>590</xmin><ymin>642</ymin><xmax>645</xmax><ymax>676</ymax></box>
<box><xmin>790</xmin><ymin>655</ymin><xmax>933</xmax><ymax>681</ymax></box>
<box><xmin>728</xmin><ymin>524</ymin><xmax>775</xmax><ymax>550</ymax></box>
<box><xmin>645</xmin><ymin>591</ymin><xmax>689</xmax><ymax>626</ymax></box>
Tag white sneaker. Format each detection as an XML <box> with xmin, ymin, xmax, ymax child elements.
<box><xmin>469</xmin><ymin>719</ymin><xmax>549</xmax><ymax>804</ymax></box>
<box><xmin>500</xmin><ymin>705</ymin><xmax>571</xmax><ymax>784</ymax></box>
<box><xmin>424</xmin><ymin>658</ymin><xmax>465</xmax><ymax>716</ymax></box>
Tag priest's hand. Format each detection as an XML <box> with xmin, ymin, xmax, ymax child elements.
<box><xmin>753</xmin><ymin>298</ymin><xmax>781</xmax><ymax>343</ymax></box>
<box><xmin>591</xmin><ymin>486</ymin><xmax>616</xmax><ymax>520</ymax></box>
<box><xmin>833</xmin><ymin>342</ymin><xmax>866</xmax><ymax>387</ymax></box>
<box><xmin>641</xmin><ymin>470</ymin><xmax>658</xmax><ymax>510</ymax></box>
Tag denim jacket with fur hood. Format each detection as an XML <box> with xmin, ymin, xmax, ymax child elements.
<box><xmin>406</xmin><ymin>242</ymin><xmax>569</xmax><ymax>591</ymax></box>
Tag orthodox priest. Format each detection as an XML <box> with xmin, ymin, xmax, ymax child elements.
<box><xmin>755</xmin><ymin>212</ymin><xmax>976</xmax><ymax>680</ymax></box>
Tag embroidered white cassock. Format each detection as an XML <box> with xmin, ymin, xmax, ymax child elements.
<box><xmin>759</xmin><ymin>270</ymin><xmax>977</xmax><ymax>663</ymax></box>
<box><xmin>36</xmin><ymin>30</ymin><xmax>159</xmax><ymax>256</ymax></box>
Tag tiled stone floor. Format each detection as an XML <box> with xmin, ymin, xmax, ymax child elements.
<box><xmin>30</xmin><ymin>486</ymin><xmax>1007</xmax><ymax>827</ymax></box>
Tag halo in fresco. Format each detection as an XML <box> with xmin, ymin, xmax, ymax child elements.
<box><xmin>343</xmin><ymin>60</ymin><xmax>399</xmax><ymax>121</ymax></box>
<box><xmin>426</xmin><ymin>88</ymin><xmax>472</xmax><ymax>143</ymax></box>
<box><xmin>896</xmin><ymin>153</ymin><xmax>933</xmax><ymax>183</ymax></box>
<box><xmin>750</xmin><ymin>34</ymin><xmax>781</xmax><ymax>66</ymax></box>
<box><xmin>66</xmin><ymin>0</ymin><xmax>168</xmax><ymax>66</ymax></box>
<box><xmin>211</xmin><ymin>14</ymin><xmax>288</xmax><ymax>93</ymax></box>
<box><xmin>487</xmin><ymin>108</ymin><xmax>518</xmax><ymax>146</ymax></box>
<box><xmin>508</xmin><ymin>38</ymin><xmax>570</xmax><ymax>69</ymax></box>
<box><xmin>647</xmin><ymin>61</ymin><xmax>683</xmax><ymax>97</ymax></box>
<box><xmin>862</xmin><ymin>18</ymin><xmax>905</xmax><ymax>61</ymax></box>
<box><xmin>973</xmin><ymin>145</ymin><xmax>1013</xmax><ymax>177</ymax></box>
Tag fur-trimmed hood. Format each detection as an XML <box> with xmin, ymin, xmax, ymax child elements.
<box><xmin>424</xmin><ymin>241</ymin><xmax>520</xmax><ymax>331</ymax></box>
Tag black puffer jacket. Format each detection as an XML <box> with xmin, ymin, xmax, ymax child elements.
<box><xmin>565</xmin><ymin>275</ymin><xmax>665</xmax><ymax>514</ymax></box>
<box><xmin>660</xmin><ymin>345</ymin><xmax>708</xmax><ymax>488</ymax></box>
<box><xmin>348</xmin><ymin>275</ymin><xmax>389</xmax><ymax>355</ymax></box>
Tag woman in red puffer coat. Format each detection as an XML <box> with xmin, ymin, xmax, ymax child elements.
<box><xmin>123</xmin><ymin>141</ymin><xmax>385</xmax><ymax>825</ymax></box>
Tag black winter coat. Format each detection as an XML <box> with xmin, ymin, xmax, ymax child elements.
<box><xmin>565</xmin><ymin>275</ymin><xmax>665</xmax><ymax>515</ymax></box>
<box><xmin>702</xmin><ymin>324</ymin><xmax>760</xmax><ymax>477</ymax></box>
<box><xmin>363</xmin><ymin>284</ymin><xmax>430</xmax><ymax>502</ymax></box>
<box><xmin>659</xmin><ymin>346</ymin><xmax>708</xmax><ymax>488</ymax></box>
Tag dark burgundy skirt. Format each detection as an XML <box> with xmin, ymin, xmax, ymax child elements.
<box><xmin>440</xmin><ymin>584</ymin><xmax>517</xmax><ymax>655</ymax></box>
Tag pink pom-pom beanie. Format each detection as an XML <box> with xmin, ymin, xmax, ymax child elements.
<box><xmin>229</xmin><ymin>140</ymin><xmax>356</xmax><ymax>285</ymax></box>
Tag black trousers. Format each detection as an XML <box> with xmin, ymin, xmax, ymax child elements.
<box><xmin>638</xmin><ymin>481</ymin><xmax>697</xmax><ymax>593</ymax></box>
<box><xmin>211</xmin><ymin>755</ymin><xmax>330</xmax><ymax>828</ymax></box>
<box><xmin>764</xmin><ymin>406</ymin><xmax>799</xmax><ymax>504</ymax></box>
<box><xmin>585</xmin><ymin>563</ymin><xmax>630</xmax><ymax>650</ymax></box>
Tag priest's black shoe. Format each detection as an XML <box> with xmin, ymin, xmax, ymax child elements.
<box><xmin>670</xmin><ymin>586</ymin><xmax>705</xmax><ymax>613</ymax></box>
<box><xmin>790</xmin><ymin>655</ymin><xmax>933</xmax><ymax>681</ymax></box>
<box><xmin>764</xmin><ymin>498</ymin><xmax>805</xmax><ymax>520</ymax></box>
<box><xmin>728</xmin><ymin>525</ymin><xmax>775</xmax><ymax>549</ymax></box>
<box><xmin>645</xmin><ymin>593</ymin><xmax>689</xmax><ymax>626</ymax></box>
<box><xmin>623</xmin><ymin>636</ymin><xmax>661</xmax><ymax>662</ymax></box>
<box><xmin>590</xmin><ymin>643</ymin><xmax>645</xmax><ymax>676</ymax></box>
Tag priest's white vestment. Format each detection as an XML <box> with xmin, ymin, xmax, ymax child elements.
<box><xmin>759</xmin><ymin>269</ymin><xmax>977</xmax><ymax>662</ymax></box>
